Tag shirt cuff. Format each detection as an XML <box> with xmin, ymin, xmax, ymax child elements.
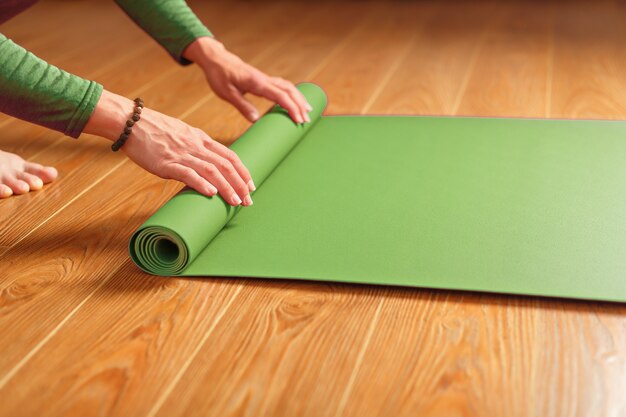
<box><xmin>65</xmin><ymin>81</ymin><xmax>103</xmax><ymax>138</ymax></box>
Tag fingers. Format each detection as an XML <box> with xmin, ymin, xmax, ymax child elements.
<box><xmin>251</xmin><ymin>80</ymin><xmax>305</xmax><ymax>124</ymax></box>
<box><xmin>167</xmin><ymin>164</ymin><xmax>218</xmax><ymax>198</ymax></box>
<box><xmin>273</xmin><ymin>77</ymin><xmax>312</xmax><ymax>122</ymax></box>
<box><xmin>123</xmin><ymin>106</ymin><xmax>255</xmax><ymax>207</ymax></box>
<box><xmin>225</xmin><ymin>88</ymin><xmax>261</xmax><ymax>122</ymax></box>
<box><xmin>282</xmin><ymin>85</ymin><xmax>309</xmax><ymax>123</ymax></box>
<box><xmin>204</xmin><ymin>140</ymin><xmax>255</xmax><ymax>192</ymax></box>
<box><xmin>187</xmin><ymin>154</ymin><xmax>253</xmax><ymax>207</ymax></box>
<box><xmin>224</xmin><ymin>71</ymin><xmax>310</xmax><ymax>124</ymax></box>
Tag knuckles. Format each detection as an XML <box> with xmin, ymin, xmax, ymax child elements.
<box><xmin>204</xmin><ymin>164</ymin><xmax>219</xmax><ymax>176</ymax></box>
<box><xmin>224</xmin><ymin>149</ymin><xmax>238</xmax><ymax>162</ymax></box>
<box><xmin>216</xmin><ymin>158</ymin><xmax>234</xmax><ymax>172</ymax></box>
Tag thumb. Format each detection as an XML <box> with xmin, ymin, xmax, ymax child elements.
<box><xmin>226</xmin><ymin>89</ymin><xmax>260</xmax><ymax>122</ymax></box>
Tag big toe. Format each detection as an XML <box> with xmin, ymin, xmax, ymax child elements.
<box><xmin>25</xmin><ymin>162</ymin><xmax>58</xmax><ymax>184</ymax></box>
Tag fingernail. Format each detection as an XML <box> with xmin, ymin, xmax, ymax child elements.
<box><xmin>304</xmin><ymin>114</ymin><xmax>311</xmax><ymax>123</ymax></box>
<box><xmin>250</xmin><ymin>111</ymin><xmax>259</xmax><ymax>121</ymax></box>
<box><xmin>248</xmin><ymin>180</ymin><xmax>256</xmax><ymax>192</ymax></box>
<box><xmin>208</xmin><ymin>185</ymin><xmax>218</xmax><ymax>195</ymax></box>
<box><xmin>231</xmin><ymin>193</ymin><xmax>242</xmax><ymax>205</ymax></box>
<box><xmin>243</xmin><ymin>195</ymin><xmax>253</xmax><ymax>206</ymax></box>
<box><xmin>305</xmin><ymin>103</ymin><xmax>312</xmax><ymax>111</ymax></box>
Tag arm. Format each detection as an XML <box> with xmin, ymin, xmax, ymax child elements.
<box><xmin>114</xmin><ymin>0</ymin><xmax>212</xmax><ymax>65</ymax></box>
<box><xmin>115</xmin><ymin>0</ymin><xmax>312</xmax><ymax>124</ymax></box>
<box><xmin>0</xmin><ymin>33</ymin><xmax>254</xmax><ymax>206</ymax></box>
<box><xmin>0</xmin><ymin>33</ymin><xmax>102</xmax><ymax>138</ymax></box>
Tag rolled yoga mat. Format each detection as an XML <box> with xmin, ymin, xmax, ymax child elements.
<box><xmin>130</xmin><ymin>83</ymin><xmax>626</xmax><ymax>303</ymax></box>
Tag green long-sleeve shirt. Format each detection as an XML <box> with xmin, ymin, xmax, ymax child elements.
<box><xmin>0</xmin><ymin>0</ymin><xmax>212</xmax><ymax>138</ymax></box>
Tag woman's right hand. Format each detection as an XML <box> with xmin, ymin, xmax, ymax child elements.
<box><xmin>85</xmin><ymin>90</ymin><xmax>254</xmax><ymax>206</ymax></box>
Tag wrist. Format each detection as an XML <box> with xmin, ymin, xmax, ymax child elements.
<box><xmin>182</xmin><ymin>36</ymin><xmax>225</xmax><ymax>69</ymax></box>
<box><xmin>84</xmin><ymin>90</ymin><xmax>135</xmax><ymax>142</ymax></box>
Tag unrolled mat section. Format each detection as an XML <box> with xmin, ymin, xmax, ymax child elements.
<box><xmin>130</xmin><ymin>83</ymin><xmax>626</xmax><ymax>302</ymax></box>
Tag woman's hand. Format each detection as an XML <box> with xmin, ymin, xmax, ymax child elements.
<box><xmin>85</xmin><ymin>90</ymin><xmax>254</xmax><ymax>206</ymax></box>
<box><xmin>183</xmin><ymin>37</ymin><xmax>312</xmax><ymax>124</ymax></box>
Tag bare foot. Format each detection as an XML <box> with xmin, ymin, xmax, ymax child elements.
<box><xmin>0</xmin><ymin>150</ymin><xmax>58</xmax><ymax>198</ymax></box>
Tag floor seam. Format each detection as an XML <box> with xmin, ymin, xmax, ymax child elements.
<box><xmin>145</xmin><ymin>284</ymin><xmax>244</xmax><ymax>417</ymax></box>
<box><xmin>361</xmin><ymin>32</ymin><xmax>417</xmax><ymax>115</ymax></box>
<box><xmin>545</xmin><ymin>18</ymin><xmax>555</xmax><ymax>119</ymax></box>
<box><xmin>1</xmin><ymin>159</ymin><xmax>128</xmax><ymax>260</ymax></box>
<box><xmin>451</xmin><ymin>25</ymin><xmax>491</xmax><ymax>115</ymax></box>
<box><xmin>334</xmin><ymin>297</ymin><xmax>385</xmax><ymax>417</ymax></box>
<box><xmin>0</xmin><ymin>262</ymin><xmax>123</xmax><ymax>389</ymax></box>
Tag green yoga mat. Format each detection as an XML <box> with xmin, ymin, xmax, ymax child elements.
<box><xmin>130</xmin><ymin>83</ymin><xmax>626</xmax><ymax>303</ymax></box>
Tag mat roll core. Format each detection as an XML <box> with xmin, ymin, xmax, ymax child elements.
<box><xmin>130</xmin><ymin>83</ymin><xmax>328</xmax><ymax>275</ymax></box>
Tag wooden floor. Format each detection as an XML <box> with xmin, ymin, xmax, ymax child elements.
<box><xmin>1</xmin><ymin>1</ymin><xmax>625</xmax><ymax>416</ymax></box>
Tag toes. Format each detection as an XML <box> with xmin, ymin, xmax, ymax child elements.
<box><xmin>4</xmin><ymin>177</ymin><xmax>30</xmax><ymax>195</ymax></box>
<box><xmin>24</xmin><ymin>162</ymin><xmax>58</xmax><ymax>184</ymax></box>
<box><xmin>18</xmin><ymin>172</ymin><xmax>44</xmax><ymax>191</ymax></box>
<box><xmin>0</xmin><ymin>184</ymin><xmax>13</xmax><ymax>198</ymax></box>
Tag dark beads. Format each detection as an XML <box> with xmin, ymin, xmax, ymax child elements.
<box><xmin>112</xmin><ymin>97</ymin><xmax>144</xmax><ymax>152</ymax></box>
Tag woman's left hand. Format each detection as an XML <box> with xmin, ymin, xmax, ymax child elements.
<box><xmin>183</xmin><ymin>37</ymin><xmax>312</xmax><ymax>124</ymax></box>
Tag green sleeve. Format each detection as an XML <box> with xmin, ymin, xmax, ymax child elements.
<box><xmin>0</xmin><ymin>33</ymin><xmax>103</xmax><ymax>138</ymax></box>
<box><xmin>114</xmin><ymin>0</ymin><xmax>213</xmax><ymax>65</ymax></box>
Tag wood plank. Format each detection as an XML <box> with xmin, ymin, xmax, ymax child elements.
<box><xmin>0</xmin><ymin>166</ymin><xmax>244</xmax><ymax>417</ymax></box>
<box><xmin>368</xmin><ymin>2</ymin><xmax>499</xmax><ymax>116</ymax></box>
<box><xmin>155</xmin><ymin>283</ymin><xmax>384</xmax><ymax>417</ymax></box>
<box><xmin>455</xmin><ymin>2</ymin><xmax>554</xmax><ymax>117</ymax></box>
<box><xmin>0</xmin><ymin>1</ymin><xmax>96</xmax><ymax>52</ymax></box>
<box><xmin>550</xmin><ymin>2</ymin><xmax>626</xmax><ymax>119</ymax></box>
<box><xmin>309</xmin><ymin>3</ymin><xmax>430</xmax><ymax>114</ymax></box>
<box><xmin>0</xmin><ymin>177</ymin><xmax>240</xmax><ymax>416</ymax></box>
<box><xmin>342</xmin><ymin>292</ymin><xmax>626</xmax><ymax>417</ymax></box>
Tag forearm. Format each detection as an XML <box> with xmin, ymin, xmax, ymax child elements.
<box><xmin>83</xmin><ymin>90</ymin><xmax>133</xmax><ymax>141</ymax></box>
<box><xmin>114</xmin><ymin>0</ymin><xmax>212</xmax><ymax>65</ymax></box>
<box><xmin>0</xmin><ymin>33</ymin><xmax>102</xmax><ymax>138</ymax></box>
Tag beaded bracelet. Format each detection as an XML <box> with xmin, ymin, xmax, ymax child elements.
<box><xmin>111</xmin><ymin>97</ymin><xmax>144</xmax><ymax>152</ymax></box>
